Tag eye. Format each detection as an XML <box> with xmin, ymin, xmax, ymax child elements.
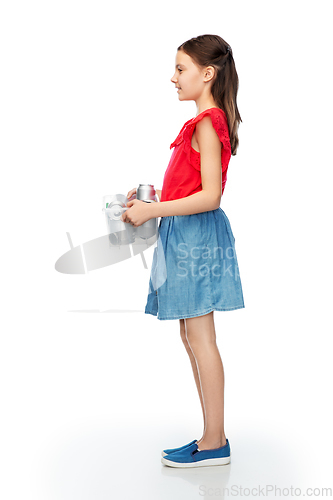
<box><xmin>178</xmin><ymin>68</ymin><xmax>183</xmax><ymax>73</ymax></box>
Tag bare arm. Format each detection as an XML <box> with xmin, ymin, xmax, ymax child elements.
<box><xmin>151</xmin><ymin>116</ymin><xmax>222</xmax><ymax>218</ymax></box>
<box><xmin>155</xmin><ymin>189</ymin><xmax>162</xmax><ymax>201</ymax></box>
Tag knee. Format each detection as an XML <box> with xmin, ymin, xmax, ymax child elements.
<box><xmin>185</xmin><ymin>328</ymin><xmax>216</xmax><ymax>353</ymax></box>
<box><xmin>184</xmin><ymin>314</ymin><xmax>217</xmax><ymax>350</ymax></box>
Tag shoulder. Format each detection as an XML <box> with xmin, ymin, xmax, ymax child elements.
<box><xmin>192</xmin><ymin>108</ymin><xmax>230</xmax><ymax>148</ymax></box>
<box><xmin>195</xmin><ymin>114</ymin><xmax>217</xmax><ymax>132</ymax></box>
<box><xmin>195</xmin><ymin>110</ymin><xmax>223</xmax><ymax>143</ymax></box>
<box><xmin>195</xmin><ymin>116</ymin><xmax>221</xmax><ymax>147</ymax></box>
<box><xmin>192</xmin><ymin>108</ymin><xmax>227</xmax><ymax>133</ymax></box>
<box><xmin>192</xmin><ymin>107</ymin><xmax>226</xmax><ymax>123</ymax></box>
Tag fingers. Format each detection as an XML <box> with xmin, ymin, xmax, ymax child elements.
<box><xmin>122</xmin><ymin>218</ymin><xmax>135</xmax><ymax>226</ymax></box>
<box><xmin>121</xmin><ymin>208</ymin><xmax>134</xmax><ymax>225</ymax></box>
<box><xmin>126</xmin><ymin>188</ymin><xmax>137</xmax><ymax>199</ymax></box>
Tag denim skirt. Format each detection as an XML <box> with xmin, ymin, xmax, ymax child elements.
<box><xmin>144</xmin><ymin>207</ymin><xmax>245</xmax><ymax>321</ymax></box>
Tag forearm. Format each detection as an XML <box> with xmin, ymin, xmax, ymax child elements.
<box><xmin>151</xmin><ymin>190</ymin><xmax>220</xmax><ymax>218</ymax></box>
<box><xmin>155</xmin><ymin>189</ymin><xmax>162</xmax><ymax>201</ymax></box>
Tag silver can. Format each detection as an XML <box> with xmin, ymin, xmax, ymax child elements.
<box><xmin>135</xmin><ymin>184</ymin><xmax>158</xmax><ymax>240</ymax></box>
<box><xmin>136</xmin><ymin>184</ymin><xmax>156</xmax><ymax>202</ymax></box>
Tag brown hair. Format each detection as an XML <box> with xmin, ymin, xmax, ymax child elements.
<box><xmin>178</xmin><ymin>34</ymin><xmax>242</xmax><ymax>155</ymax></box>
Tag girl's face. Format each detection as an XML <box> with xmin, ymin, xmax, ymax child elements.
<box><xmin>171</xmin><ymin>49</ymin><xmax>212</xmax><ymax>102</ymax></box>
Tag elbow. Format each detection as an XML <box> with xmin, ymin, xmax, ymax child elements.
<box><xmin>213</xmin><ymin>195</ymin><xmax>221</xmax><ymax>210</ymax></box>
<box><xmin>203</xmin><ymin>191</ymin><xmax>221</xmax><ymax>211</ymax></box>
<box><xmin>212</xmin><ymin>193</ymin><xmax>222</xmax><ymax>210</ymax></box>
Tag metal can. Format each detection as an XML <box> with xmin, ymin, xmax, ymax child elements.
<box><xmin>136</xmin><ymin>184</ymin><xmax>156</xmax><ymax>202</ymax></box>
<box><xmin>135</xmin><ymin>184</ymin><xmax>158</xmax><ymax>240</ymax></box>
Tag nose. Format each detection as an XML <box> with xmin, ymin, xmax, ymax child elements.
<box><xmin>171</xmin><ymin>72</ymin><xmax>177</xmax><ymax>84</ymax></box>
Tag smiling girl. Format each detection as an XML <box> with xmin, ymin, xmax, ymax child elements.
<box><xmin>121</xmin><ymin>34</ymin><xmax>245</xmax><ymax>468</ymax></box>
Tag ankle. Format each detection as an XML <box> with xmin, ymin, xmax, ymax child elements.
<box><xmin>198</xmin><ymin>437</ymin><xmax>227</xmax><ymax>449</ymax></box>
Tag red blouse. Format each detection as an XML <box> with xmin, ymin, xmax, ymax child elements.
<box><xmin>160</xmin><ymin>107</ymin><xmax>231</xmax><ymax>202</ymax></box>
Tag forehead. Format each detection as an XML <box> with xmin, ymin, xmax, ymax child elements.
<box><xmin>175</xmin><ymin>50</ymin><xmax>194</xmax><ymax>67</ymax></box>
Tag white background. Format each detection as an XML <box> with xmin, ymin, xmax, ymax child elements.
<box><xmin>1</xmin><ymin>0</ymin><xmax>332</xmax><ymax>498</ymax></box>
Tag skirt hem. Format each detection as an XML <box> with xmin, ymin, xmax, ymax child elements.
<box><xmin>145</xmin><ymin>304</ymin><xmax>245</xmax><ymax>321</ymax></box>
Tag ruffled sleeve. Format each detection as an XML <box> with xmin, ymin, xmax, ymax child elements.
<box><xmin>182</xmin><ymin>108</ymin><xmax>231</xmax><ymax>172</ymax></box>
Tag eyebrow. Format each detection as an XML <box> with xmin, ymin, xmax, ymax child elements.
<box><xmin>175</xmin><ymin>64</ymin><xmax>185</xmax><ymax>69</ymax></box>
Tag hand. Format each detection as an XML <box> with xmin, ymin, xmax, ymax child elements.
<box><xmin>126</xmin><ymin>187</ymin><xmax>137</xmax><ymax>200</ymax></box>
<box><xmin>120</xmin><ymin>199</ymin><xmax>154</xmax><ymax>227</ymax></box>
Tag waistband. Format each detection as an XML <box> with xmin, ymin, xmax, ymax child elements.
<box><xmin>160</xmin><ymin>207</ymin><xmax>222</xmax><ymax>220</ymax></box>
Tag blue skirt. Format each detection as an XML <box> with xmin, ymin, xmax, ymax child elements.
<box><xmin>144</xmin><ymin>207</ymin><xmax>245</xmax><ymax>321</ymax></box>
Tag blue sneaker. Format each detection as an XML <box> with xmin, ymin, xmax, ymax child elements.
<box><xmin>161</xmin><ymin>439</ymin><xmax>198</xmax><ymax>457</ymax></box>
<box><xmin>161</xmin><ymin>439</ymin><xmax>231</xmax><ymax>468</ymax></box>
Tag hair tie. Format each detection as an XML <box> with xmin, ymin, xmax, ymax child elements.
<box><xmin>226</xmin><ymin>46</ymin><xmax>231</xmax><ymax>53</ymax></box>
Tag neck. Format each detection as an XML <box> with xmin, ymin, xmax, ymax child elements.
<box><xmin>195</xmin><ymin>90</ymin><xmax>218</xmax><ymax>116</ymax></box>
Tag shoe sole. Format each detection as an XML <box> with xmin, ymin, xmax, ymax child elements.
<box><xmin>161</xmin><ymin>455</ymin><xmax>231</xmax><ymax>468</ymax></box>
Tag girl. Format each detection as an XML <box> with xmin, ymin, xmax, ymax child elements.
<box><xmin>121</xmin><ymin>34</ymin><xmax>245</xmax><ymax>468</ymax></box>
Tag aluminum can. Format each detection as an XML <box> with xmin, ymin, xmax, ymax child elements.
<box><xmin>135</xmin><ymin>184</ymin><xmax>157</xmax><ymax>240</ymax></box>
<box><xmin>136</xmin><ymin>184</ymin><xmax>156</xmax><ymax>202</ymax></box>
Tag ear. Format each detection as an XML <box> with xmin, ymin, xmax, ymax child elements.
<box><xmin>203</xmin><ymin>66</ymin><xmax>215</xmax><ymax>83</ymax></box>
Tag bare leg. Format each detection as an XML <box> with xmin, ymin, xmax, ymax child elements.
<box><xmin>184</xmin><ymin>312</ymin><xmax>227</xmax><ymax>450</ymax></box>
<box><xmin>179</xmin><ymin>319</ymin><xmax>206</xmax><ymax>441</ymax></box>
